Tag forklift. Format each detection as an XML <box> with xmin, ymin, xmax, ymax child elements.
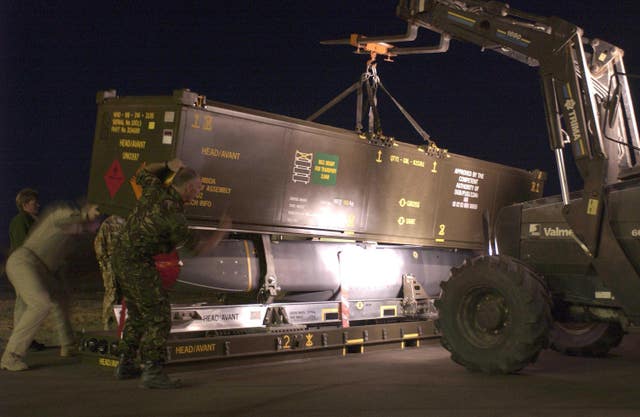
<box><xmin>327</xmin><ymin>0</ymin><xmax>640</xmax><ymax>373</ymax></box>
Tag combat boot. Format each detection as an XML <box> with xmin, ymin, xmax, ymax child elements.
<box><xmin>139</xmin><ymin>360</ymin><xmax>181</xmax><ymax>389</ymax></box>
<box><xmin>114</xmin><ymin>354</ymin><xmax>142</xmax><ymax>380</ymax></box>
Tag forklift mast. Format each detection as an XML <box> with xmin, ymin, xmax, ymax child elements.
<box><xmin>334</xmin><ymin>0</ymin><xmax>640</xmax><ymax>257</ymax></box>
<box><xmin>323</xmin><ymin>0</ymin><xmax>640</xmax><ymax>320</ymax></box>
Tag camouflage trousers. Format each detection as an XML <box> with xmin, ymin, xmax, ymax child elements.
<box><xmin>97</xmin><ymin>260</ymin><xmax>119</xmax><ymax>330</ymax></box>
<box><xmin>113</xmin><ymin>259</ymin><xmax>171</xmax><ymax>363</ymax></box>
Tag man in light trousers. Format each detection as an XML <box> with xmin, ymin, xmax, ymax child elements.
<box><xmin>1</xmin><ymin>202</ymin><xmax>100</xmax><ymax>371</ymax></box>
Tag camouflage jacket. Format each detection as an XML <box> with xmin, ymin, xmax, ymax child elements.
<box><xmin>94</xmin><ymin>215</ymin><xmax>125</xmax><ymax>264</ymax></box>
<box><xmin>114</xmin><ymin>168</ymin><xmax>194</xmax><ymax>264</ymax></box>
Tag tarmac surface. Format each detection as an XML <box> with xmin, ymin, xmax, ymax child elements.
<box><xmin>1</xmin><ymin>333</ymin><xmax>639</xmax><ymax>417</ymax></box>
<box><xmin>1</xmin><ymin>257</ymin><xmax>639</xmax><ymax>417</ymax></box>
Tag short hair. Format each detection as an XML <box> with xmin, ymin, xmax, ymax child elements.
<box><xmin>15</xmin><ymin>188</ymin><xmax>38</xmax><ymax>211</ymax></box>
<box><xmin>172</xmin><ymin>167</ymin><xmax>200</xmax><ymax>188</ymax></box>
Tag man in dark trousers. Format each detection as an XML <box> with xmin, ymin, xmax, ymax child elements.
<box><xmin>112</xmin><ymin>158</ymin><xmax>202</xmax><ymax>389</ymax></box>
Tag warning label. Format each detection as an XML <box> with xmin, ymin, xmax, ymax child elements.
<box><xmin>104</xmin><ymin>159</ymin><xmax>125</xmax><ymax>198</ymax></box>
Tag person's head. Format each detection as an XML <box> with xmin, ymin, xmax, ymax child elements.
<box><xmin>15</xmin><ymin>188</ymin><xmax>39</xmax><ymax>217</ymax></box>
<box><xmin>171</xmin><ymin>167</ymin><xmax>202</xmax><ymax>203</ymax></box>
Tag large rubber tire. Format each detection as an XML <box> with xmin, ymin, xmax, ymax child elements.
<box><xmin>436</xmin><ymin>255</ymin><xmax>552</xmax><ymax>374</ymax></box>
<box><xmin>550</xmin><ymin>321</ymin><xmax>624</xmax><ymax>357</ymax></box>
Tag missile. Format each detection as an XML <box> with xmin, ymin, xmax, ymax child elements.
<box><xmin>179</xmin><ymin>237</ymin><xmax>471</xmax><ymax>301</ymax></box>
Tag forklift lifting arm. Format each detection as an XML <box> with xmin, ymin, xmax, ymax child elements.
<box><xmin>330</xmin><ymin>0</ymin><xmax>640</xmax><ymax>258</ymax></box>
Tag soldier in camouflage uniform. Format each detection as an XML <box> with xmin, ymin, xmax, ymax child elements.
<box><xmin>112</xmin><ymin>159</ymin><xmax>201</xmax><ymax>389</ymax></box>
<box><xmin>94</xmin><ymin>215</ymin><xmax>125</xmax><ymax>330</ymax></box>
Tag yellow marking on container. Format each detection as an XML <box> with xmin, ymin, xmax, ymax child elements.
<box><xmin>322</xmin><ymin>308</ymin><xmax>339</xmax><ymax>321</ymax></box>
<box><xmin>305</xmin><ymin>333</ymin><xmax>314</xmax><ymax>347</ymax></box>
<box><xmin>122</xmin><ymin>152</ymin><xmax>140</xmax><ymax>161</ymax></box>
<box><xmin>98</xmin><ymin>358</ymin><xmax>119</xmax><ymax>368</ymax></box>
<box><xmin>342</xmin><ymin>345</ymin><xmax>365</xmax><ymax>355</ymax></box>
<box><xmin>243</xmin><ymin>240</ymin><xmax>252</xmax><ymax>291</ymax></box>
<box><xmin>530</xmin><ymin>181</ymin><xmax>541</xmax><ymax>193</ymax></box>
<box><xmin>346</xmin><ymin>338</ymin><xmax>364</xmax><ymax>345</ymax></box>
<box><xmin>174</xmin><ymin>343</ymin><xmax>216</xmax><ymax>355</ymax></box>
<box><xmin>192</xmin><ymin>113</ymin><xmax>201</xmax><ymax>129</ymax></box>
<box><xmin>282</xmin><ymin>335</ymin><xmax>292</xmax><ymax>350</ymax></box>
<box><xmin>401</xmin><ymin>340</ymin><xmax>420</xmax><ymax>349</ymax></box>
<box><xmin>380</xmin><ymin>305</ymin><xmax>397</xmax><ymax>317</ymax></box>
<box><xmin>435</xmin><ymin>238</ymin><xmax>445</xmax><ymax>243</ymax></box>
<box><xmin>595</xmin><ymin>291</ymin><xmax>612</xmax><ymax>299</ymax></box>
<box><xmin>203</xmin><ymin>115</ymin><xmax>213</xmax><ymax>131</ymax></box>
<box><xmin>346</xmin><ymin>214</ymin><xmax>356</xmax><ymax>228</ymax></box>
<box><xmin>587</xmin><ymin>198</ymin><xmax>599</xmax><ymax>215</ymax></box>
<box><xmin>401</xmin><ymin>333</ymin><xmax>421</xmax><ymax>349</ymax></box>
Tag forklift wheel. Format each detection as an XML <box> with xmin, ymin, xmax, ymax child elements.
<box><xmin>550</xmin><ymin>321</ymin><xmax>624</xmax><ymax>357</ymax></box>
<box><xmin>436</xmin><ymin>255</ymin><xmax>551</xmax><ymax>374</ymax></box>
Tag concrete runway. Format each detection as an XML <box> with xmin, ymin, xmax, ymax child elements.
<box><xmin>1</xmin><ymin>335</ymin><xmax>639</xmax><ymax>417</ymax></box>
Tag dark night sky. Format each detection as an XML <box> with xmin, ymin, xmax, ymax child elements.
<box><xmin>1</xmin><ymin>1</ymin><xmax>639</xmax><ymax>249</ymax></box>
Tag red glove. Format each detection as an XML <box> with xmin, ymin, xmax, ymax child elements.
<box><xmin>153</xmin><ymin>250</ymin><xmax>181</xmax><ymax>289</ymax></box>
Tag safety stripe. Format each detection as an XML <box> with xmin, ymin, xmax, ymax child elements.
<box><xmin>447</xmin><ymin>11</ymin><xmax>476</xmax><ymax>27</ymax></box>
